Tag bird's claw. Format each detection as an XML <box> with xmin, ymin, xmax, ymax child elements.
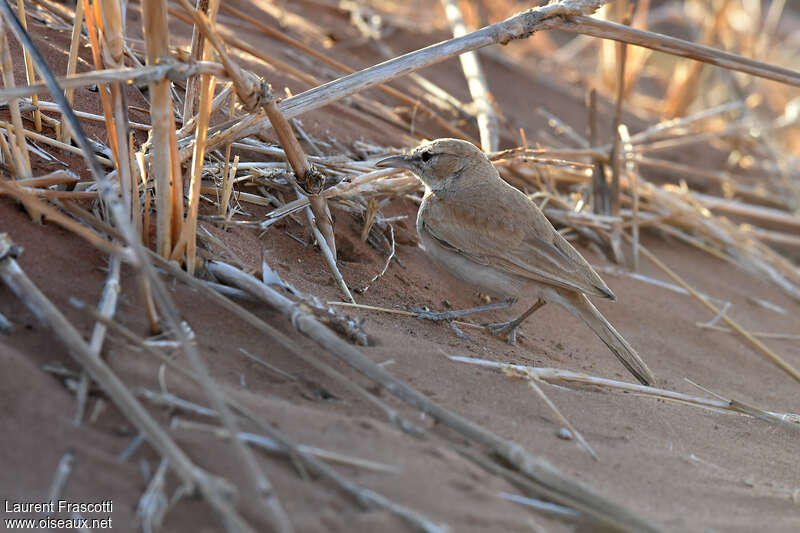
<box><xmin>485</xmin><ymin>320</ymin><xmax>519</xmax><ymax>345</ymax></box>
<box><xmin>413</xmin><ymin>308</ymin><xmax>456</xmax><ymax>321</ymax></box>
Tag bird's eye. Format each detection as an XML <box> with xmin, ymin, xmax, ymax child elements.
<box><xmin>421</xmin><ymin>151</ymin><xmax>433</xmax><ymax>162</ymax></box>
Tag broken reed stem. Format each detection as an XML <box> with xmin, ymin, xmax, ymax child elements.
<box><xmin>81</xmin><ymin>0</ymin><xmax>121</xmax><ymax>173</ymax></box>
<box><xmin>610</xmin><ymin>35</ymin><xmax>627</xmax><ymax>217</ymax></box>
<box><xmin>182</xmin><ymin>0</ymin><xmax>210</xmax><ymax>122</ymax></box>
<box><xmin>261</xmin><ymin>94</ymin><xmax>340</xmax><ymax>257</ymax></box>
<box><xmin>176</xmin><ymin>0</ymin><xmax>337</xmax><ymax>255</ymax></box>
<box><xmin>0</xmin><ymin>62</ymin><xmax>227</xmax><ymax>104</ymax></box>
<box><xmin>5</xmin><ymin>5</ymin><xmax>294</xmax><ymax>531</ymax></box>
<box><xmin>126</xmin><ymin>253</ymin><xmax>423</xmax><ymax>436</ymax></box>
<box><xmin>16</xmin><ymin>0</ymin><xmax>41</xmax><ymax>132</ymax></box>
<box><xmin>0</xmin><ymin>181</ymin><xmax>126</xmax><ymax>258</ymax></box>
<box><xmin>209</xmin><ymin>0</ymin><xmax>800</xmax><ymax>156</ymax></box>
<box><xmin>220</xmin><ymin>153</ymin><xmax>237</xmax><ymax>219</ymax></box>
<box><xmin>660</xmin><ymin>0</ymin><xmax>730</xmax><ymax>118</ymax></box>
<box><xmin>59</xmin><ymin>0</ymin><xmax>84</xmax><ymax>144</ymax></box>
<box><xmin>141</xmin><ymin>0</ymin><xmax>183</xmax><ymax>258</ymax></box>
<box><xmin>441</xmin><ymin>0</ymin><xmax>498</xmax><ymax>151</ymax></box>
<box><xmin>630</xmin><ymin>237</ymin><xmax>800</xmax><ymax>383</ymax></box>
<box><xmin>619</xmin><ymin>125</ymin><xmax>638</xmax><ymax>270</ymax></box>
<box><xmin>607</xmin><ymin>30</ymin><xmax>628</xmax><ymax>264</ymax></box>
<box><xmin>448</xmin><ymin>357</ymin><xmax>800</xmax><ymax>426</ymax></box>
<box><xmin>218</xmin><ymin>3</ymin><xmax>474</xmax><ymax>143</ymax></box>
<box><xmin>0</xmin><ymin>119</ymin><xmax>113</xmax><ymax>166</ymax></box>
<box><xmin>587</xmin><ymin>88</ymin><xmax>610</xmax><ymax>215</ymax></box>
<box><xmin>74</xmin><ymin>254</ymin><xmax>121</xmax><ymax>426</ymax></box>
<box><xmin>45</xmin><ymin>452</ymin><xmax>74</xmax><ymax>515</ymax></box>
<box><xmin>170</xmin><ymin>3</ymin><xmax>425</xmax><ymax>139</ymax></box>
<box><xmin>175</xmin><ymin>0</ymin><xmax>352</xmax><ymax>302</ymax></box>
<box><xmin>0</xmin><ymin>235</ymin><xmax>258</xmax><ymax>533</ymax></box>
<box><xmin>99</xmin><ymin>0</ymin><xmax>134</xmax><ymax>220</ymax></box>
<box><xmin>0</xmin><ymin>16</ymin><xmax>31</xmax><ymax>179</ymax></box>
<box><xmin>207</xmin><ymin>260</ymin><xmax>657</xmax><ymax>533</ymax></box>
<box><xmin>526</xmin><ymin>377</ymin><xmax>598</xmax><ymax>460</ymax></box>
<box><xmin>561</xmin><ymin>16</ymin><xmax>800</xmax><ymax>87</ymax></box>
<box><xmin>172</xmin><ymin>419</ymin><xmax>399</xmax><ymax>474</ymax></box>
<box><xmin>171</xmin><ymin>3</ymin><xmax>218</xmax><ymax>273</ymax></box>
<box><xmin>94</xmin><ymin>257</ymin><xmax>440</xmax><ymax>530</ymax></box>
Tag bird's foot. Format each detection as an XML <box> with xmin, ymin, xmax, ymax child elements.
<box><xmin>484</xmin><ymin>319</ymin><xmax>523</xmax><ymax>345</ymax></box>
<box><xmin>413</xmin><ymin>308</ymin><xmax>460</xmax><ymax>321</ymax></box>
<box><xmin>413</xmin><ymin>298</ymin><xmax>515</xmax><ymax>322</ymax></box>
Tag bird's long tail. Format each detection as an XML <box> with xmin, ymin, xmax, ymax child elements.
<box><xmin>555</xmin><ymin>289</ymin><xmax>656</xmax><ymax>386</ymax></box>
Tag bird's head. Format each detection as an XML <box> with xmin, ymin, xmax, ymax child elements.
<box><xmin>376</xmin><ymin>138</ymin><xmax>491</xmax><ymax>191</ymax></box>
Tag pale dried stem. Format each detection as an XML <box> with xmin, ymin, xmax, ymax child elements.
<box><xmin>448</xmin><ymin>357</ymin><xmax>800</xmax><ymax>426</ymax></box>
<box><xmin>16</xmin><ymin>0</ymin><xmax>41</xmax><ymax>132</ymax></box>
<box><xmin>631</xmin><ymin>238</ymin><xmax>800</xmax><ymax>383</ymax></box>
<box><xmin>59</xmin><ymin>0</ymin><xmax>83</xmax><ymax>144</ymax></box>
<box><xmin>34</xmin><ymin>100</ymin><xmax>151</xmax><ymax>131</ymax></box>
<box><xmin>0</xmin><ymin>119</ymin><xmax>113</xmax><ymax>165</ymax></box>
<box><xmin>629</xmin><ymin>99</ymin><xmax>747</xmax><ymax>144</ymax></box>
<box><xmin>526</xmin><ymin>377</ymin><xmax>598</xmax><ymax>460</ymax></box>
<box><xmin>208</xmin><ymin>260</ymin><xmax>657</xmax><ymax>532</ymax></box>
<box><xmin>182</xmin><ymin>0</ymin><xmax>209</xmax><ymax>122</ymax></box>
<box><xmin>219</xmin><ymin>3</ymin><xmax>474</xmax><ymax>143</ymax></box>
<box><xmin>441</xmin><ymin>0</ymin><xmax>498</xmax><ymax>150</ymax></box>
<box><xmin>0</xmin><ymin>18</ymin><xmax>31</xmax><ymax>179</ymax></box>
<box><xmin>175</xmin><ymin>0</ymin><xmax>352</xmax><ymax>302</ymax></box>
<box><xmin>561</xmin><ymin>15</ymin><xmax>800</xmax><ymax>87</ymax></box>
<box><xmin>619</xmin><ymin>125</ymin><xmax>638</xmax><ymax>270</ymax></box>
<box><xmin>0</xmin><ymin>62</ymin><xmax>226</xmax><ymax>104</ymax></box>
<box><xmin>7</xmin><ymin>3</ymin><xmax>293</xmax><ymax>530</ymax></box>
<box><xmin>100</xmin><ymin>0</ymin><xmax>134</xmax><ymax>219</ymax></box>
<box><xmin>81</xmin><ymin>0</ymin><xmax>121</xmax><ymax>172</ymax></box>
<box><xmin>176</xmin><ymin>82</ymin><xmax>230</xmax><ymax>139</ymax></box>
<box><xmin>17</xmin><ymin>170</ymin><xmax>78</xmax><ymax>187</ymax></box>
<box><xmin>607</xmin><ymin>32</ymin><xmax>627</xmax><ymax>263</ymax></box>
<box><xmin>220</xmin><ymin>153</ymin><xmax>237</xmax><ymax>219</ymax></box>
<box><xmin>635</xmin><ymin>156</ymin><xmax>785</xmax><ymax>204</ymax></box>
<box><xmin>690</xmin><ymin>191</ymin><xmax>800</xmax><ymax>231</ymax></box>
<box><xmin>0</xmin><ymin>236</ymin><xmax>257</xmax><ymax>533</ymax></box>
<box><xmin>45</xmin><ymin>452</ymin><xmax>74</xmax><ymax>515</ymax></box>
<box><xmin>171</xmin><ymin>41</ymin><xmax>216</xmax><ymax>272</ymax></box>
<box><xmin>0</xmin><ymin>181</ymin><xmax>125</xmax><ymax>258</ymax></box>
<box><xmin>141</xmin><ymin>0</ymin><xmax>182</xmax><ymax>257</ymax></box>
<box><xmin>74</xmin><ymin>255</ymin><xmax>121</xmax><ymax>425</ymax></box>
<box><xmin>172</xmin><ymin>419</ymin><xmax>400</xmax><ymax>473</ymax></box>
<box><xmin>661</xmin><ymin>0</ymin><xmax>731</xmax><ymax>118</ymax></box>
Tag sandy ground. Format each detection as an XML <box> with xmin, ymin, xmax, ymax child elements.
<box><xmin>2</xmin><ymin>1</ymin><xmax>800</xmax><ymax>532</ymax></box>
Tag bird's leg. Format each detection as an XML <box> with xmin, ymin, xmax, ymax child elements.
<box><xmin>485</xmin><ymin>299</ymin><xmax>547</xmax><ymax>345</ymax></box>
<box><xmin>414</xmin><ymin>298</ymin><xmax>515</xmax><ymax>321</ymax></box>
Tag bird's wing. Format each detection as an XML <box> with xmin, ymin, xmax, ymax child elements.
<box><xmin>421</xmin><ymin>190</ymin><xmax>614</xmax><ymax>299</ymax></box>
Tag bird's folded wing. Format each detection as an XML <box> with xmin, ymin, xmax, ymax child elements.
<box><xmin>422</xmin><ymin>196</ymin><xmax>613</xmax><ymax>298</ymax></box>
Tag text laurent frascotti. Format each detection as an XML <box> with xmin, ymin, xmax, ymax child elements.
<box><xmin>4</xmin><ymin>499</ymin><xmax>113</xmax><ymax>513</ymax></box>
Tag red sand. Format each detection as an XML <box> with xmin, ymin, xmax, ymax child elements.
<box><xmin>2</xmin><ymin>1</ymin><xmax>799</xmax><ymax>532</ymax></box>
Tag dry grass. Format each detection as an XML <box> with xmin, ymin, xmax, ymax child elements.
<box><xmin>2</xmin><ymin>0</ymin><xmax>800</xmax><ymax>531</ymax></box>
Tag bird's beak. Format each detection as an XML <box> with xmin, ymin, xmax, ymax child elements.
<box><xmin>376</xmin><ymin>154</ymin><xmax>414</xmax><ymax>169</ymax></box>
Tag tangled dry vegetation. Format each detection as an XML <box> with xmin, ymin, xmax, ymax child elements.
<box><xmin>2</xmin><ymin>0</ymin><xmax>800</xmax><ymax>531</ymax></box>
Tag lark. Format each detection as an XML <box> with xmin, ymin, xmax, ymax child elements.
<box><xmin>377</xmin><ymin>138</ymin><xmax>655</xmax><ymax>385</ymax></box>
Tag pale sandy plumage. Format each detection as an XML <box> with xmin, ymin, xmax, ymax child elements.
<box><xmin>377</xmin><ymin>138</ymin><xmax>655</xmax><ymax>386</ymax></box>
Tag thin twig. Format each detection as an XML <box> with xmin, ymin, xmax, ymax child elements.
<box><xmin>207</xmin><ymin>260</ymin><xmax>658</xmax><ymax>532</ymax></box>
<box><xmin>629</xmin><ymin>237</ymin><xmax>800</xmax><ymax>383</ymax></box>
<box><xmin>0</xmin><ymin>235</ymin><xmax>256</xmax><ymax>533</ymax></box>
<box><xmin>448</xmin><ymin>356</ymin><xmax>800</xmax><ymax>427</ymax></box>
